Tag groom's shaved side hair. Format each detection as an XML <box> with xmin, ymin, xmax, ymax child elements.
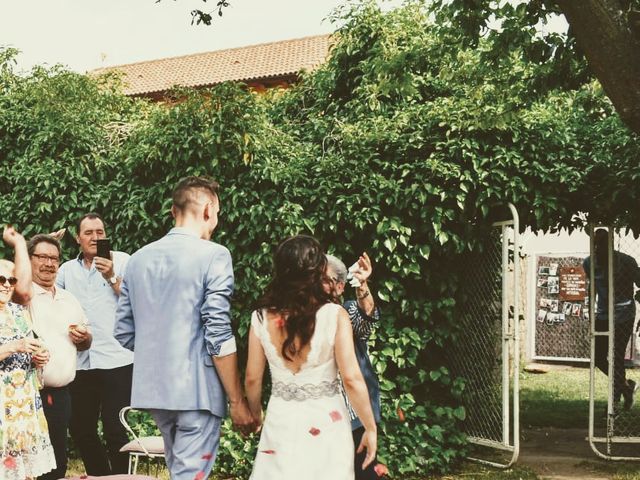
<box><xmin>172</xmin><ymin>176</ymin><xmax>220</xmax><ymax>213</ymax></box>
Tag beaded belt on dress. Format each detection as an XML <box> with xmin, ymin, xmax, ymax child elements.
<box><xmin>272</xmin><ymin>378</ymin><xmax>341</xmax><ymax>401</ymax></box>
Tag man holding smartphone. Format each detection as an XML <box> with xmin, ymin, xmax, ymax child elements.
<box><xmin>56</xmin><ymin>212</ymin><xmax>133</xmax><ymax>475</ymax></box>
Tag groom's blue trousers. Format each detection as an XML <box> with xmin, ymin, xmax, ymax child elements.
<box><xmin>150</xmin><ymin>409</ymin><xmax>223</xmax><ymax>480</ymax></box>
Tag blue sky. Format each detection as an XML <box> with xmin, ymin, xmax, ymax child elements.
<box><xmin>0</xmin><ymin>0</ymin><xmax>368</xmax><ymax>72</ymax></box>
<box><xmin>0</xmin><ymin>1</ymin><xmax>565</xmax><ymax>74</ymax></box>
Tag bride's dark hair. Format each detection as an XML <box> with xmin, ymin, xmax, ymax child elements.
<box><xmin>256</xmin><ymin>235</ymin><xmax>333</xmax><ymax>361</ymax></box>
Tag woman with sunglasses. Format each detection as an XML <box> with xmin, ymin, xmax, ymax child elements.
<box><xmin>0</xmin><ymin>227</ymin><xmax>56</xmax><ymax>479</ymax></box>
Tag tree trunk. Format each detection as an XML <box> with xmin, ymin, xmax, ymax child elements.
<box><xmin>557</xmin><ymin>0</ymin><xmax>640</xmax><ymax>134</ymax></box>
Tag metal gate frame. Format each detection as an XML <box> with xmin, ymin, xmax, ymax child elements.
<box><xmin>466</xmin><ymin>203</ymin><xmax>520</xmax><ymax>468</ymax></box>
<box><xmin>587</xmin><ymin>225</ymin><xmax>640</xmax><ymax>461</ymax></box>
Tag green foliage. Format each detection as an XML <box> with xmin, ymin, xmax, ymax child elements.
<box><xmin>1</xmin><ymin>1</ymin><xmax>640</xmax><ymax>478</ymax></box>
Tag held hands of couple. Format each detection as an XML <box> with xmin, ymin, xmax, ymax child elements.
<box><xmin>229</xmin><ymin>398</ymin><xmax>262</xmax><ymax>436</ymax></box>
<box><xmin>356</xmin><ymin>428</ymin><xmax>377</xmax><ymax>470</ymax></box>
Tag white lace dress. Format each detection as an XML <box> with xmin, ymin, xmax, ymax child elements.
<box><xmin>249</xmin><ymin>303</ymin><xmax>354</xmax><ymax>479</ymax></box>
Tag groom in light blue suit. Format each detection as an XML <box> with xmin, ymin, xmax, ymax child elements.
<box><xmin>114</xmin><ymin>176</ymin><xmax>254</xmax><ymax>479</ymax></box>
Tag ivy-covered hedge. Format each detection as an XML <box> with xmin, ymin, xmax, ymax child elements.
<box><xmin>1</xmin><ymin>2</ymin><xmax>639</xmax><ymax>478</ymax></box>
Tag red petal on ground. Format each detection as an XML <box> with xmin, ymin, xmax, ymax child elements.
<box><xmin>260</xmin><ymin>449</ymin><xmax>276</xmax><ymax>454</ymax></box>
<box><xmin>329</xmin><ymin>410</ymin><xmax>342</xmax><ymax>422</ymax></box>
<box><xmin>308</xmin><ymin>427</ymin><xmax>321</xmax><ymax>436</ymax></box>
<box><xmin>194</xmin><ymin>471</ymin><xmax>205</xmax><ymax>480</ymax></box>
<box><xmin>3</xmin><ymin>456</ymin><xmax>16</xmax><ymax>469</ymax></box>
<box><xmin>396</xmin><ymin>407</ymin><xmax>405</xmax><ymax>422</ymax></box>
<box><xmin>201</xmin><ymin>453</ymin><xmax>213</xmax><ymax>460</ymax></box>
<box><xmin>374</xmin><ymin>463</ymin><xmax>389</xmax><ymax>477</ymax></box>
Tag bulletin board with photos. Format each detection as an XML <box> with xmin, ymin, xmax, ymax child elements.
<box><xmin>533</xmin><ymin>254</ymin><xmax>590</xmax><ymax>360</ymax></box>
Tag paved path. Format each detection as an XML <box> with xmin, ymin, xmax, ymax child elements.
<box><xmin>519</xmin><ymin>427</ymin><xmax>637</xmax><ymax>480</ymax></box>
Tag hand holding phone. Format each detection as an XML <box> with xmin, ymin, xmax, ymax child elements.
<box><xmin>96</xmin><ymin>238</ymin><xmax>111</xmax><ymax>259</ymax></box>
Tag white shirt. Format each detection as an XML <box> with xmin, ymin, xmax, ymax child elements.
<box><xmin>29</xmin><ymin>282</ymin><xmax>87</xmax><ymax>387</ymax></box>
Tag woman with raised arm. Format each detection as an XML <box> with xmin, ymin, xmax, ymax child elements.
<box><xmin>245</xmin><ymin>235</ymin><xmax>377</xmax><ymax>479</ymax></box>
<box><xmin>0</xmin><ymin>227</ymin><xmax>56</xmax><ymax>479</ymax></box>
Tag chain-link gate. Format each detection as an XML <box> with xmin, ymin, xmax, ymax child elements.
<box><xmin>449</xmin><ymin>204</ymin><xmax>520</xmax><ymax>467</ymax></box>
<box><xmin>588</xmin><ymin>226</ymin><xmax>640</xmax><ymax>460</ymax></box>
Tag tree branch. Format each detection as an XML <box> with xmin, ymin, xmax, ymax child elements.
<box><xmin>557</xmin><ymin>0</ymin><xmax>640</xmax><ymax>134</ymax></box>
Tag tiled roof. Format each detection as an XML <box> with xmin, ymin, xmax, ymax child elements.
<box><xmin>92</xmin><ymin>34</ymin><xmax>332</xmax><ymax>97</ymax></box>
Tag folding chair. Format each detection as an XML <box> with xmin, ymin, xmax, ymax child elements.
<box><xmin>119</xmin><ymin>406</ymin><xmax>165</xmax><ymax>475</ymax></box>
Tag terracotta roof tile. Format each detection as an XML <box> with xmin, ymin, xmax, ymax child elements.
<box><xmin>92</xmin><ymin>34</ymin><xmax>332</xmax><ymax>97</ymax></box>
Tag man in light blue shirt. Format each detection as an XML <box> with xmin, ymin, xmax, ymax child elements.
<box><xmin>114</xmin><ymin>176</ymin><xmax>254</xmax><ymax>480</ymax></box>
<box><xmin>56</xmin><ymin>213</ymin><xmax>134</xmax><ymax>475</ymax></box>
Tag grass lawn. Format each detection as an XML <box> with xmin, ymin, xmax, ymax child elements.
<box><xmin>520</xmin><ymin>365</ymin><xmax>602</xmax><ymax>429</ymax></box>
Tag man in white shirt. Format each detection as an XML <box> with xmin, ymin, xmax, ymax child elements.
<box><xmin>27</xmin><ymin>234</ymin><xmax>92</xmax><ymax>480</ymax></box>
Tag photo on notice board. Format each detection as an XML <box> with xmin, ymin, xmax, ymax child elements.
<box><xmin>548</xmin><ymin>285</ymin><xmax>559</xmax><ymax>294</ymax></box>
<box><xmin>550</xmin><ymin>299</ymin><xmax>559</xmax><ymax>312</ymax></box>
<box><xmin>562</xmin><ymin>302</ymin><xmax>573</xmax><ymax>315</ymax></box>
<box><xmin>549</xmin><ymin>263</ymin><xmax>559</xmax><ymax>276</ymax></box>
<box><xmin>547</xmin><ymin>312</ymin><xmax>566</xmax><ymax>325</ymax></box>
<box><xmin>538</xmin><ymin>277</ymin><xmax>548</xmax><ymax>287</ymax></box>
<box><xmin>571</xmin><ymin>303</ymin><xmax>582</xmax><ymax>316</ymax></box>
<box><xmin>537</xmin><ymin>309</ymin><xmax>548</xmax><ymax>323</ymax></box>
<box><xmin>538</xmin><ymin>266</ymin><xmax>550</xmax><ymax>276</ymax></box>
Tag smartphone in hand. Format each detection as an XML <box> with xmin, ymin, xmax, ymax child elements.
<box><xmin>96</xmin><ymin>238</ymin><xmax>111</xmax><ymax>259</ymax></box>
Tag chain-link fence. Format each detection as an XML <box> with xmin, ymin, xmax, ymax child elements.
<box><xmin>449</xmin><ymin>211</ymin><xmax>519</xmax><ymax>467</ymax></box>
<box><xmin>588</xmin><ymin>227</ymin><xmax>640</xmax><ymax>460</ymax></box>
<box><xmin>532</xmin><ymin>254</ymin><xmax>590</xmax><ymax>361</ymax></box>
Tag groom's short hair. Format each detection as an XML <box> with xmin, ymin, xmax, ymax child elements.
<box><xmin>172</xmin><ymin>176</ymin><xmax>220</xmax><ymax>213</ymax></box>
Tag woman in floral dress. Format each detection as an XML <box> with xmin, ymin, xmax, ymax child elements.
<box><xmin>0</xmin><ymin>227</ymin><xmax>56</xmax><ymax>479</ymax></box>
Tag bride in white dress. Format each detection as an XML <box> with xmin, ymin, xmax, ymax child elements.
<box><xmin>245</xmin><ymin>235</ymin><xmax>377</xmax><ymax>480</ymax></box>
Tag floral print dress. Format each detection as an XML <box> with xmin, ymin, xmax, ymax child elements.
<box><xmin>0</xmin><ymin>303</ymin><xmax>56</xmax><ymax>479</ymax></box>
<box><xmin>250</xmin><ymin>303</ymin><xmax>354</xmax><ymax>479</ymax></box>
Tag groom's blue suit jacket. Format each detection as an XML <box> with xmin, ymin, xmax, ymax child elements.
<box><xmin>114</xmin><ymin>227</ymin><xmax>235</xmax><ymax>417</ymax></box>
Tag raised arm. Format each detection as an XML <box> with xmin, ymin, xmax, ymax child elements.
<box><xmin>335</xmin><ymin>308</ymin><xmax>377</xmax><ymax>469</ymax></box>
<box><xmin>4</xmin><ymin>226</ymin><xmax>33</xmax><ymax>305</ymax></box>
<box><xmin>354</xmin><ymin>252</ymin><xmax>375</xmax><ymax>316</ymax></box>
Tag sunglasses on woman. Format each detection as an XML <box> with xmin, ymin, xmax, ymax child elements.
<box><xmin>0</xmin><ymin>276</ymin><xmax>18</xmax><ymax>286</ymax></box>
